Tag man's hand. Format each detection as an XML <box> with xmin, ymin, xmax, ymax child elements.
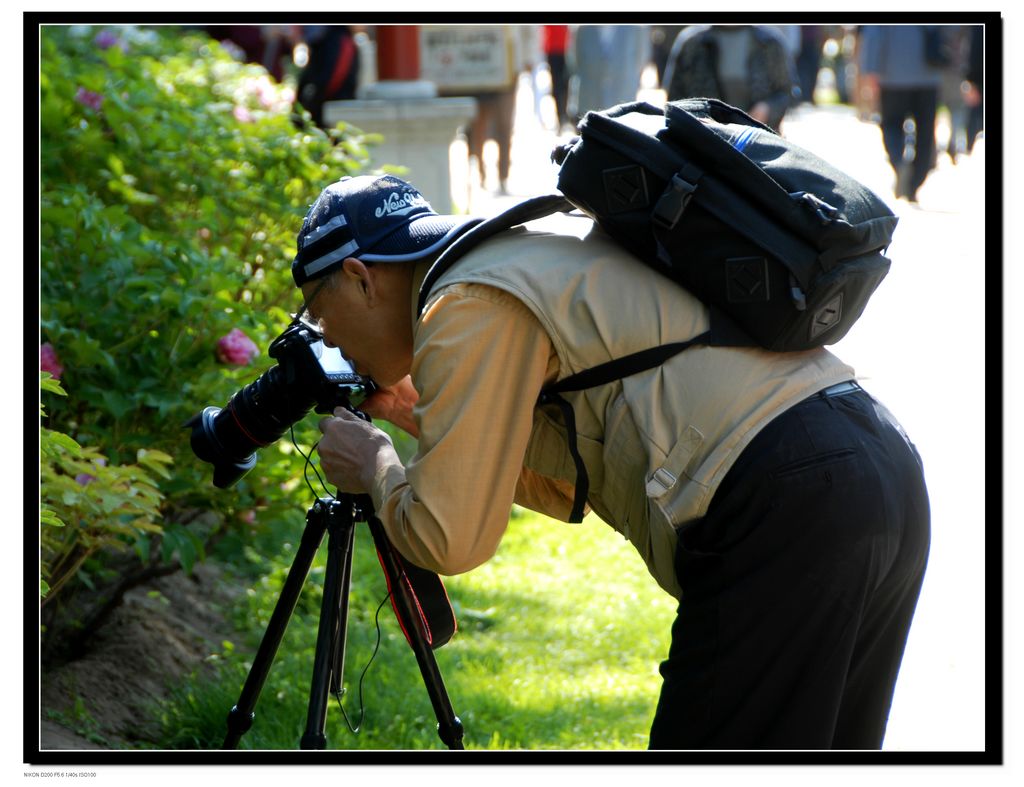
<box><xmin>359</xmin><ymin>375</ymin><xmax>420</xmax><ymax>437</ymax></box>
<box><xmin>317</xmin><ymin>408</ymin><xmax>401</xmax><ymax>494</ymax></box>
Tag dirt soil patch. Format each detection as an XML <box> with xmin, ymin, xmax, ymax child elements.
<box><xmin>38</xmin><ymin>561</ymin><xmax>245</xmax><ymax>750</ymax></box>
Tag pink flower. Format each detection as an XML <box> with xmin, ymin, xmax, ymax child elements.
<box><xmin>75</xmin><ymin>87</ymin><xmax>104</xmax><ymax>112</ymax></box>
<box><xmin>252</xmin><ymin>79</ymin><xmax>287</xmax><ymax>109</ymax></box>
<box><xmin>239</xmin><ymin>509</ymin><xmax>257</xmax><ymax>525</ymax></box>
<box><xmin>40</xmin><ymin>343</ymin><xmax>63</xmax><ymax>380</ymax></box>
<box><xmin>216</xmin><ymin>328</ymin><xmax>259</xmax><ymax>366</ymax></box>
<box><xmin>233</xmin><ymin>105</ymin><xmax>253</xmax><ymax>123</ymax></box>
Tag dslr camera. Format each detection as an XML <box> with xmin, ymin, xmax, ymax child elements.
<box><xmin>188</xmin><ymin>320</ymin><xmax>375</xmax><ymax>488</ymax></box>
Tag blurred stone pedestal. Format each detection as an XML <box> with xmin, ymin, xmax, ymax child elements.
<box><xmin>323</xmin><ymin>94</ymin><xmax>477</xmax><ymax>213</ymax></box>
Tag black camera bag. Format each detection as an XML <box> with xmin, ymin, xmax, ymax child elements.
<box><xmin>418</xmin><ymin>97</ymin><xmax>898</xmax><ymax>522</ymax></box>
<box><xmin>553</xmin><ymin>97</ymin><xmax>897</xmax><ymax>351</ymax></box>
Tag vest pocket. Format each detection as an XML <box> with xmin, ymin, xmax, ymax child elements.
<box><xmin>525</xmin><ymin>409</ymin><xmax>575</xmax><ymax>479</ymax></box>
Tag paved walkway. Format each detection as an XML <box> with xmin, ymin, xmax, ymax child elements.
<box><xmin>448</xmin><ymin>75</ymin><xmax>990</xmax><ymax>752</ymax></box>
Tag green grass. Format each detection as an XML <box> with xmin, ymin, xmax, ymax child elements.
<box><xmin>159</xmin><ymin>506</ymin><xmax>677</xmax><ymax>750</ymax></box>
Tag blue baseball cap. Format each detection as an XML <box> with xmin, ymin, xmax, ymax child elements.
<box><xmin>292</xmin><ymin>175</ymin><xmax>481</xmax><ymax>286</ymax></box>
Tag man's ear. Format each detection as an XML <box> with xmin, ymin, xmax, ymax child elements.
<box><xmin>341</xmin><ymin>257</ymin><xmax>374</xmax><ymax>302</ymax></box>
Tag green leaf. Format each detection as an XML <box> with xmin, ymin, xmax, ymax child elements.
<box><xmin>67</xmin><ymin>334</ymin><xmax>117</xmax><ymax>372</ymax></box>
<box><xmin>107</xmin><ymin>154</ymin><xmax>125</xmax><ymax>177</ymax></box>
<box><xmin>60</xmin><ymin>488</ymin><xmax>83</xmax><ymax>507</ymax></box>
<box><xmin>136</xmin><ymin>449</ymin><xmax>174</xmax><ymax>478</ymax></box>
<box><xmin>45</xmin><ymin>431</ymin><xmax>83</xmax><ymax>456</ymax></box>
<box><xmin>160</xmin><ymin>526</ymin><xmax>182</xmax><ymax>565</ymax></box>
<box><xmin>133</xmin><ymin>532</ymin><xmax>151</xmax><ymax>564</ymax></box>
<box><xmin>40</xmin><ymin>374</ymin><xmax>66</xmax><ymax>396</ymax></box>
<box><xmin>159</xmin><ymin>287</ymin><xmax>182</xmax><ymax>309</ymax></box>
<box><xmin>96</xmin><ymin>489</ymin><xmax>127</xmax><ymax>514</ymax></box>
<box><xmin>97</xmin><ymin>389</ymin><xmax>137</xmax><ymax>420</ymax></box>
<box><xmin>160</xmin><ymin>523</ymin><xmax>199</xmax><ymax>573</ymax></box>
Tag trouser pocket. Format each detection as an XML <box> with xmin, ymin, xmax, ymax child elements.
<box><xmin>769</xmin><ymin>448</ymin><xmax>858</xmax><ymax>480</ymax></box>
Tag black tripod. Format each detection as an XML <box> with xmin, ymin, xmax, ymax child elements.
<box><xmin>222</xmin><ymin>494</ymin><xmax>464</xmax><ymax>750</ymax></box>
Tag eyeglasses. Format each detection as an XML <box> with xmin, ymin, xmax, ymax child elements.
<box><xmin>292</xmin><ymin>276</ymin><xmax>331</xmax><ymax>331</ymax></box>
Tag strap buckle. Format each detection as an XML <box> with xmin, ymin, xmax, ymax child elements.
<box><xmin>652</xmin><ymin>174</ymin><xmax>697</xmax><ymax>230</ymax></box>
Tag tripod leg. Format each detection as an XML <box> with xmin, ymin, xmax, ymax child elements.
<box><xmin>330</xmin><ymin>524</ymin><xmax>355</xmax><ymax>697</ymax></box>
<box><xmin>366</xmin><ymin>514</ymin><xmax>465</xmax><ymax>750</ymax></box>
<box><xmin>300</xmin><ymin>499</ymin><xmax>357</xmax><ymax>750</ymax></box>
<box><xmin>223</xmin><ymin>504</ymin><xmax>329</xmax><ymax>749</ymax></box>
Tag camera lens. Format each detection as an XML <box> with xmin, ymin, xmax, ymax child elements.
<box><xmin>188</xmin><ymin>365</ymin><xmax>318</xmax><ymax>488</ymax></box>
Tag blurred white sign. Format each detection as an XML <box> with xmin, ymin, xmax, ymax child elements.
<box><xmin>419</xmin><ymin>26</ymin><xmax>514</xmax><ymax>93</ymax></box>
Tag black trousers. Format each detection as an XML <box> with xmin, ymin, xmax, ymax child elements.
<box><xmin>546</xmin><ymin>53</ymin><xmax>570</xmax><ymax>127</ymax></box>
<box><xmin>649</xmin><ymin>387</ymin><xmax>930</xmax><ymax>749</ymax></box>
<box><xmin>878</xmin><ymin>86</ymin><xmax>939</xmax><ymax>200</ymax></box>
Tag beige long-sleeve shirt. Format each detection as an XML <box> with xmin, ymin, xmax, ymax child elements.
<box><xmin>371</xmin><ymin>282</ymin><xmax>567</xmax><ymax>575</ymax></box>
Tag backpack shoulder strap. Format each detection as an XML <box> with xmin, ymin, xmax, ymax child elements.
<box><xmin>539</xmin><ymin>304</ymin><xmax>752</xmax><ymax>524</ymax></box>
<box><xmin>416</xmin><ymin>194</ymin><xmax>573</xmax><ymax>317</ymax></box>
<box><xmin>540</xmin><ymin>337</ymin><xmax>711</xmax><ymax>524</ymax></box>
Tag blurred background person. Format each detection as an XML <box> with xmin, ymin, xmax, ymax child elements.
<box><xmin>464</xmin><ymin>26</ymin><xmax>537</xmax><ymax>195</ymax></box>
<box><xmin>570</xmin><ymin>25</ymin><xmax>650</xmax><ymax>121</ymax></box>
<box><xmin>650</xmin><ymin>24</ymin><xmax>685</xmax><ymax>88</ymax></box>
<box><xmin>963</xmin><ymin>24</ymin><xmax>985</xmax><ymax>156</ymax></box>
<box><xmin>858</xmin><ymin>25</ymin><xmax>946</xmax><ymax>203</ymax></box>
<box><xmin>205</xmin><ymin>24</ymin><xmax>298</xmax><ymax>82</ymax></box>
<box><xmin>937</xmin><ymin>26</ymin><xmax>972</xmax><ymax>164</ymax></box>
<box><xmin>795</xmin><ymin>25</ymin><xmax>825</xmax><ymax>105</ymax></box>
<box><xmin>826</xmin><ymin>25</ymin><xmax>859</xmax><ymax>106</ymax></box>
<box><xmin>542</xmin><ymin>24</ymin><xmax>572</xmax><ymax>133</ymax></box>
<box><xmin>294</xmin><ymin>25</ymin><xmax>361</xmax><ymax>129</ymax></box>
<box><xmin>771</xmin><ymin>24</ymin><xmax>802</xmax><ymax>65</ymax></box>
<box><xmin>662</xmin><ymin>24</ymin><xmax>799</xmax><ymax>131</ymax></box>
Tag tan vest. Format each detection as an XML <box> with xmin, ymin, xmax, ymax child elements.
<box><xmin>426</xmin><ymin>225</ymin><xmax>855</xmax><ymax>597</ymax></box>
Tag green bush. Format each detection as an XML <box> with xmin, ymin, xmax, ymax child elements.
<box><xmin>38</xmin><ymin>24</ymin><xmax>374</xmax><ymax>626</ymax></box>
<box><xmin>40</xmin><ymin>372</ymin><xmax>171</xmax><ymax>601</ymax></box>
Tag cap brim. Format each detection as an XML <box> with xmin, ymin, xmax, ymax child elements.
<box><xmin>360</xmin><ymin>214</ymin><xmax>483</xmax><ymax>263</ymax></box>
